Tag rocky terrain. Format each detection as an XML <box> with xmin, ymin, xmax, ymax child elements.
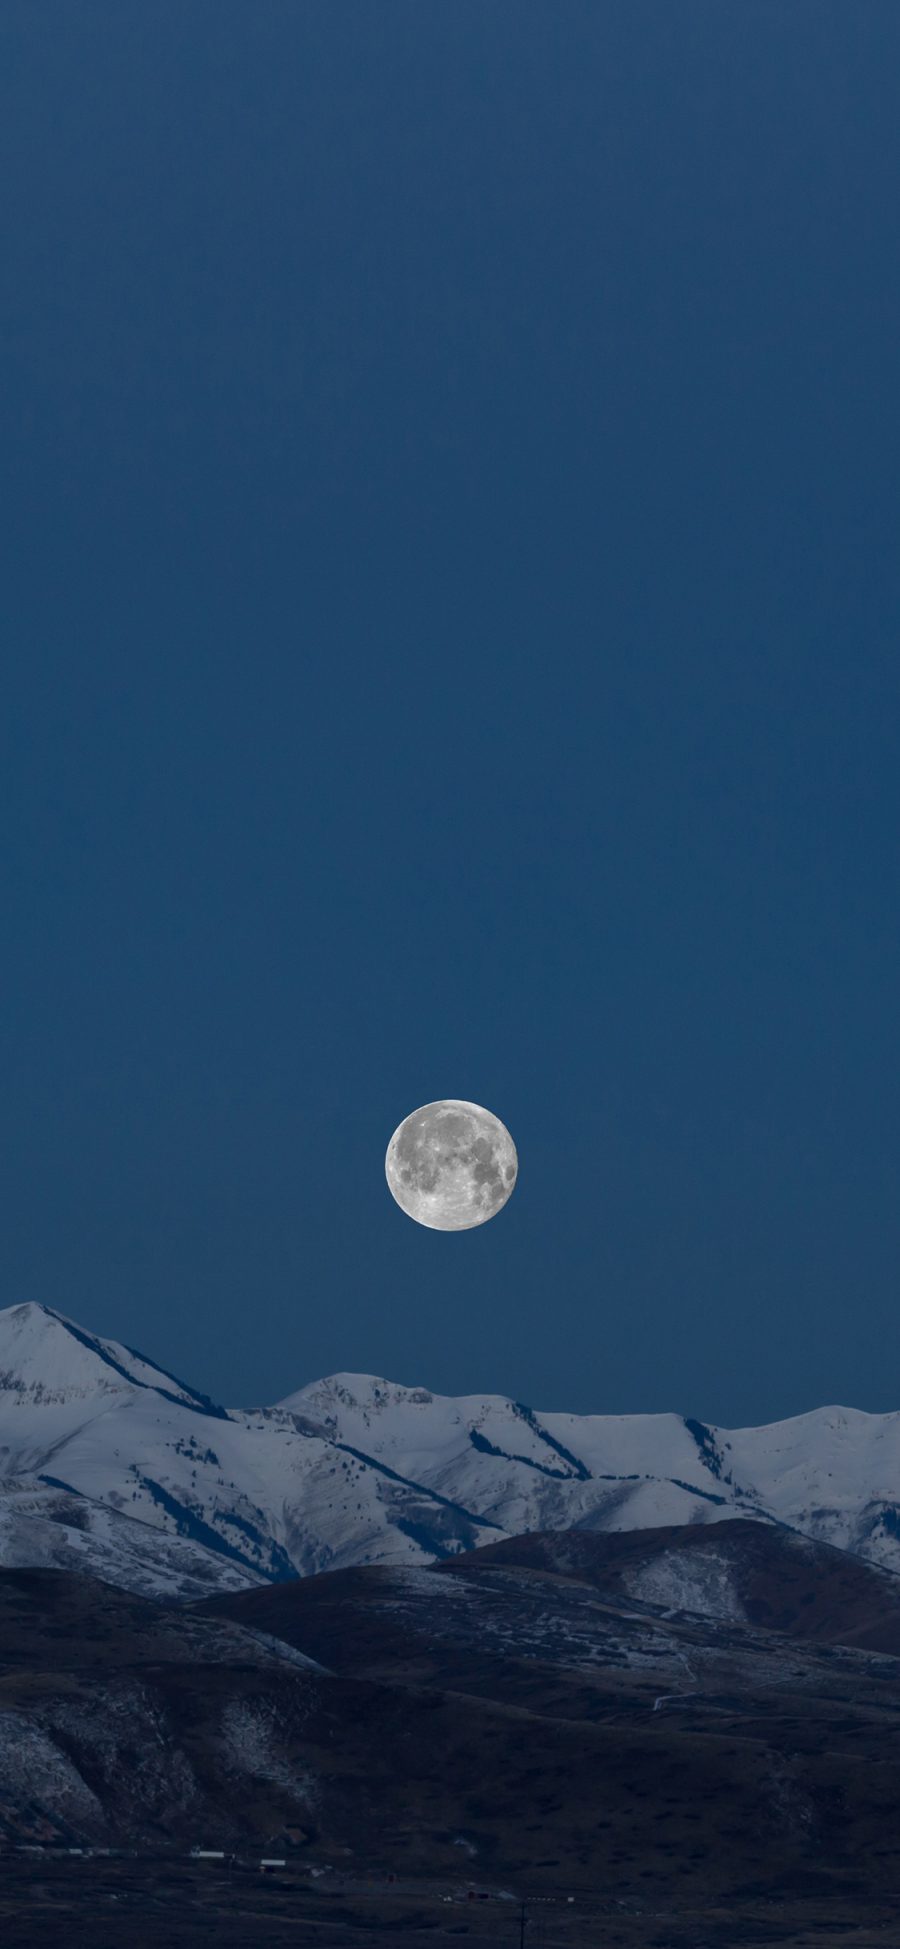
<box><xmin>3</xmin><ymin>1521</ymin><xmax>900</xmax><ymax>1942</ymax></box>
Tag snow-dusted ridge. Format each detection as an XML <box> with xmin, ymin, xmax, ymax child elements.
<box><xmin>0</xmin><ymin>1300</ymin><xmax>227</xmax><ymax>1416</ymax></box>
<box><xmin>3</xmin><ymin>1302</ymin><xmax>900</xmax><ymax>1599</ymax></box>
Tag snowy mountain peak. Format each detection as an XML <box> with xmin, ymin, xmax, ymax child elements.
<box><xmin>280</xmin><ymin>1372</ymin><xmax>438</xmax><ymax>1428</ymax></box>
<box><xmin>0</xmin><ymin>1302</ymin><xmax>228</xmax><ymax>1420</ymax></box>
<box><xmin>5</xmin><ymin>1304</ymin><xmax>900</xmax><ymax>1602</ymax></box>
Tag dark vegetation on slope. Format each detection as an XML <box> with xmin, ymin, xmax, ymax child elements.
<box><xmin>5</xmin><ymin>1522</ymin><xmax>900</xmax><ymax>1943</ymax></box>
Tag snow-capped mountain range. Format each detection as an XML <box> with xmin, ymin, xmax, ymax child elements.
<box><xmin>2</xmin><ymin>1300</ymin><xmax>900</xmax><ymax>1600</ymax></box>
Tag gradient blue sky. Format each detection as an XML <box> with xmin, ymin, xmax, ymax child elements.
<box><xmin>3</xmin><ymin>3</ymin><xmax>900</xmax><ymax>1424</ymax></box>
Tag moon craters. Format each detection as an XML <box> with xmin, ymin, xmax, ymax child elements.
<box><xmin>385</xmin><ymin>1100</ymin><xmax>518</xmax><ymax>1232</ymax></box>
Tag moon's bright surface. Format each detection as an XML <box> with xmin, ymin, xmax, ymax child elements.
<box><xmin>385</xmin><ymin>1100</ymin><xmax>518</xmax><ymax>1231</ymax></box>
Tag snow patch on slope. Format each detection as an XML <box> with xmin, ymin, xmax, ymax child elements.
<box><xmin>625</xmin><ymin>1548</ymin><xmax>746</xmax><ymax>1622</ymax></box>
<box><xmin>221</xmin><ymin>1698</ymin><xmax>317</xmax><ymax>1803</ymax></box>
<box><xmin>0</xmin><ymin>1478</ymin><xmax>259</xmax><ymax>1601</ymax></box>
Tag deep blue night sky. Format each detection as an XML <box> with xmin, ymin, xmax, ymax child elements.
<box><xmin>3</xmin><ymin>3</ymin><xmax>900</xmax><ymax>1424</ymax></box>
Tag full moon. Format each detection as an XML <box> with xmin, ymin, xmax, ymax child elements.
<box><xmin>385</xmin><ymin>1100</ymin><xmax>518</xmax><ymax>1231</ymax></box>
